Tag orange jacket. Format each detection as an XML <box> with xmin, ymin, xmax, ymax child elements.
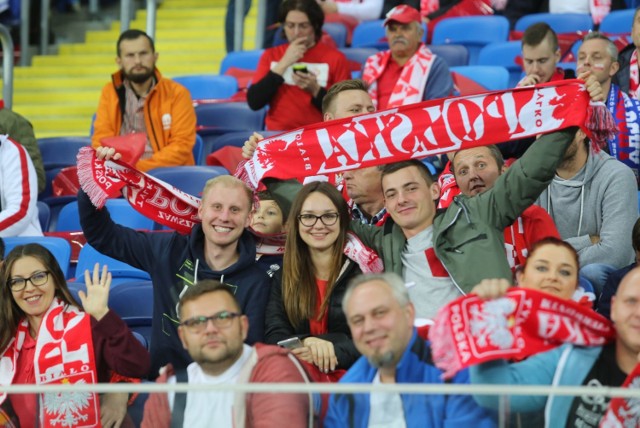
<box><xmin>92</xmin><ymin>68</ymin><xmax>197</xmax><ymax>171</ymax></box>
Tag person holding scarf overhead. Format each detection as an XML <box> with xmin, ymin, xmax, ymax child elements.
<box><xmin>0</xmin><ymin>244</ymin><xmax>150</xmax><ymax>427</ymax></box>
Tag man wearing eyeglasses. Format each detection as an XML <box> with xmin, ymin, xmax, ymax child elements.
<box><xmin>142</xmin><ymin>280</ymin><xmax>312</xmax><ymax>428</ymax></box>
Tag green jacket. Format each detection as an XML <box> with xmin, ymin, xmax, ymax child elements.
<box><xmin>267</xmin><ymin>128</ymin><xmax>575</xmax><ymax>294</ymax></box>
<box><xmin>0</xmin><ymin>109</ymin><xmax>45</xmax><ymax>193</ymax></box>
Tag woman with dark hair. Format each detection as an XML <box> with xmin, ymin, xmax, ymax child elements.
<box><xmin>265</xmin><ymin>182</ymin><xmax>370</xmax><ymax>373</ymax></box>
<box><xmin>247</xmin><ymin>0</ymin><xmax>350</xmax><ymax>131</ymax></box>
<box><xmin>0</xmin><ymin>244</ymin><xmax>150</xmax><ymax>427</ymax></box>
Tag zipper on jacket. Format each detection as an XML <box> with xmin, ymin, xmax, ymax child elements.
<box><xmin>146</xmin><ymin>91</ymin><xmax>161</xmax><ymax>153</ymax></box>
<box><xmin>442</xmin><ymin>233</ymin><xmax>488</xmax><ymax>254</ymax></box>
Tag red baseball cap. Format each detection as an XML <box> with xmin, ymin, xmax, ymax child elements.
<box><xmin>383</xmin><ymin>5</ymin><xmax>421</xmax><ymax>26</ymax></box>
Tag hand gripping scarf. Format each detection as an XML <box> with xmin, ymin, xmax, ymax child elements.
<box><xmin>428</xmin><ymin>288</ymin><xmax>615</xmax><ymax>379</ymax></box>
<box><xmin>237</xmin><ymin>80</ymin><xmax>615</xmax><ymax>190</ymax></box>
<box><xmin>76</xmin><ymin>151</ymin><xmax>383</xmax><ymax>273</ymax></box>
<box><xmin>0</xmin><ymin>299</ymin><xmax>100</xmax><ymax>427</ymax></box>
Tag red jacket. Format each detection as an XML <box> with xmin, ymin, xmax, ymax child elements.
<box><xmin>92</xmin><ymin>68</ymin><xmax>197</xmax><ymax>171</ymax></box>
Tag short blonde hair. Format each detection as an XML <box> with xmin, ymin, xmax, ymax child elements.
<box><xmin>201</xmin><ymin>175</ymin><xmax>253</xmax><ymax>208</ymax></box>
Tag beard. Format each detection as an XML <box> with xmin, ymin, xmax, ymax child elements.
<box><xmin>367</xmin><ymin>350</ymin><xmax>396</xmax><ymax>369</ymax></box>
<box><xmin>124</xmin><ymin>66</ymin><xmax>154</xmax><ymax>84</ymax></box>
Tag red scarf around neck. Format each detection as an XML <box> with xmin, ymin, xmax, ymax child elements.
<box><xmin>428</xmin><ymin>288</ymin><xmax>615</xmax><ymax>379</ymax></box>
<box><xmin>236</xmin><ymin>80</ymin><xmax>615</xmax><ymax>191</ymax></box>
<box><xmin>600</xmin><ymin>363</ymin><xmax>640</xmax><ymax>427</ymax></box>
<box><xmin>0</xmin><ymin>299</ymin><xmax>100</xmax><ymax>427</ymax></box>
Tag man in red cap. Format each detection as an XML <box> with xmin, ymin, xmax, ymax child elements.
<box><xmin>361</xmin><ymin>5</ymin><xmax>453</xmax><ymax>111</ymax></box>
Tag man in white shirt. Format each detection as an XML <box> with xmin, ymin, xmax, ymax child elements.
<box><xmin>141</xmin><ymin>280</ymin><xmax>312</xmax><ymax>428</ymax></box>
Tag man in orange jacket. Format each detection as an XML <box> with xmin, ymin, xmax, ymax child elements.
<box><xmin>92</xmin><ymin>29</ymin><xmax>197</xmax><ymax>172</ymax></box>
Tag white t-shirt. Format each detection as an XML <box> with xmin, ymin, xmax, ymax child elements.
<box><xmin>549</xmin><ymin>0</ymin><xmax>589</xmax><ymax>14</ymax></box>
<box><xmin>401</xmin><ymin>226</ymin><xmax>462</xmax><ymax>320</ymax></box>
<box><xmin>368</xmin><ymin>372</ymin><xmax>407</xmax><ymax>428</ymax></box>
<box><xmin>167</xmin><ymin>344</ymin><xmax>253</xmax><ymax>428</ymax></box>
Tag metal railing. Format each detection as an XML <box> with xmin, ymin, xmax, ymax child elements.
<box><xmin>0</xmin><ymin>23</ymin><xmax>14</xmax><ymax>108</ymax></box>
<box><xmin>234</xmin><ymin>0</ymin><xmax>267</xmax><ymax>52</ymax></box>
<box><xmin>120</xmin><ymin>0</ymin><xmax>157</xmax><ymax>39</ymax></box>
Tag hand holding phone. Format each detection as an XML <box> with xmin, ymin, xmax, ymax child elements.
<box><xmin>277</xmin><ymin>337</ymin><xmax>303</xmax><ymax>350</ymax></box>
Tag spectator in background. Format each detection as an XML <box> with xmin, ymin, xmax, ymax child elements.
<box><xmin>225</xmin><ymin>0</ymin><xmax>281</xmax><ymax>51</ymax></box>
<box><xmin>598</xmin><ymin>217</ymin><xmax>640</xmax><ymax>319</ymax></box>
<box><xmin>0</xmin><ymin>104</ymin><xmax>45</xmax><ymax>194</ymax></box>
<box><xmin>362</xmin><ymin>5</ymin><xmax>453</xmax><ymax>111</ymax></box>
<box><xmin>450</xmin><ymin>144</ymin><xmax>560</xmax><ymax>272</ymax></box>
<box><xmin>142</xmin><ymin>281</ymin><xmax>312</xmax><ymax>428</ymax></box>
<box><xmin>92</xmin><ymin>29</ymin><xmax>197</xmax><ymax>172</ymax></box>
<box><xmin>79</xmin><ymin>155</ymin><xmax>273</xmax><ymax>378</ymax></box>
<box><xmin>317</xmin><ymin>0</ymin><xmax>384</xmax><ymax>44</ymax></box>
<box><xmin>535</xmin><ymin>126</ymin><xmax>637</xmax><ymax>294</ymax></box>
<box><xmin>0</xmin><ymin>134</ymin><xmax>42</xmax><ymax>237</ymax></box>
<box><xmin>325</xmin><ymin>272</ymin><xmax>495</xmax><ymax>427</ymax></box>
<box><xmin>247</xmin><ymin>0</ymin><xmax>351</xmax><ymax>131</ymax></box>
<box><xmin>614</xmin><ymin>6</ymin><xmax>640</xmax><ymax>99</ymax></box>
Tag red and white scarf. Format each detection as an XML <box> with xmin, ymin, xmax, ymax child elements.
<box><xmin>362</xmin><ymin>44</ymin><xmax>436</xmax><ymax>109</ymax></box>
<box><xmin>0</xmin><ymin>299</ymin><xmax>100</xmax><ymax>427</ymax></box>
<box><xmin>428</xmin><ymin>288</ymin><xmax>615</xmax><ymax>379</ymax></box>
<box><xmin>77</xmin><ymin>150</ymin><xmax>383</xmax><ymax>273</ymax></box>
<box><xmin>628</xmin><ymin>49</ymin><xmax>640</xmax><ymax>100</ymax></box>
<box><xmin>237</xmin><ymin>80</ymin><xmax>614</xmax><ymax>190</ymax></box>
<box><xmin>591</xmin><ymin>0</ymin><xmax>611</xmax><ymax>25</ymax></box>
<box><xmin>600</xmin><ymin>363</ymin><xmax>640</xmax><ymax>427</ymax></box>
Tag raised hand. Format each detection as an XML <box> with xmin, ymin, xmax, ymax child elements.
<box><xmin>242</xmin><ymin>132</ymin><xmax>264</xmax><ymax>159</ymax></box>
<box><xmin>78</xmin><ymin>263</ymin><xmax>111</xmax><ymax>321</ymax></box>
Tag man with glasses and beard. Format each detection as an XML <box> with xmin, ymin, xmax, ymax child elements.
<box><xmin>325</xmin><ymin>273</ymin><xmax>495</xmax><ymax>427</ymax></box>
<box><xmin>142</xmin><ymin>280</ymin><xmax>312</xmax><ymax>428</ymax></box>
<box><xmin>92</xmin><ymin>29</ymin><xmax>197</xmax><ymax>172</ymax></box>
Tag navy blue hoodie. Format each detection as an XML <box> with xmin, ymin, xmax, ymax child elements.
<box><xmin>78</xmin><ymin>190</ymin><xmax>272</xmax><ymax>378</ymax></box>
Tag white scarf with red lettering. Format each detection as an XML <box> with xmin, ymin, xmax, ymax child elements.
<box><xmin>629</xmin><ymin>49</ymin><xmax>640</xmax><ymax>100</ymax></box>
<box><xmin>237</xmin><ymin>80</ymin><xmax>614</xmax><ymax>190</ymax></box>
<box><xmin>590</xmin><ymin>0</ymin><xmax>611</xmax><ymax>25</ymax></box>
<box><xmin>362</xmin><ymin>44</ymin><xmax>436</xmax><ymax>109</ymax></box>
<box><xmin>0</xmin><ymin>299</ymin><xmax>100</xmax><ymax>427</ymax></box>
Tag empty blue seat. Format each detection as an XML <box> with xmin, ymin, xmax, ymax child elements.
<box><xmin>450</xmin><ymin>65</ymin><xmax>510</xmax><ymax>91</ymax></box>
<box><xmin>193</xmin><ymin>134</ymin><xmax>204</xmax><ymax>165</ymax></box>
<box><xmin>76</xmin><ymin>243</ymin><xmax>150</xmax><ymax>285</ymax></box>
<box><xmin>323</xmin><ymin>22</ymin><xmax>348</xmax><ymax>48</ymax></box>
<box><xmin>107</xmin><ymin>280</ymin><xmax>154</xmax><ymax>347</ymax></box>
<box><xmin>37</xmin><ymin>137</ymin><xmax>91</xmax><ymax>170</ymax></box>
<box><xmin>515</xmin><ymin>13</ymin><xmax>593</xmax><ymax>34</ymax></box>
<box><xmin>340</xmin><ymin>47</ymin><xmax>379</xmax><ymax>66</ymax></box>
<box><xmin>56</xmin><ymin>199</ymin><xmax>155</xmax><ymax>232</ymax></box>
<box><xmin>478</xmin><ymin>41</ymin><xmax>523</xmax><ymax>88</ymax></box>
<box><xmin>3</xmin><ymin>236</ymin><xmax>72</xmax><ymax>278</ymax></box>
<box><xmin>428</xmin><ymin>44</ymin><xmax>469</xmax><ymax>67</ymax></box>
<box><xmin>208</xmin><ymin>130</ymin><xmax>283</xmax><ymax>155</ymax></box>
<box><xmin>220</xmin><ymin>49</ymin><xmax>265</xmax><ymax>74</ymax></box>
<box><xmin>599</xmin><ymin>9</ymin><xmax>635</xmax><ymax>35</ymax></box>
<box><xmin>173</xmin><ymin>75</ymin><xmax>238</xmax><ymax>101</ymax></box>
<box><xmin>146</xmin><ymin>165</ymin><xmax>229</xmax><ymax>198</ymax></box>
<box><xmin>195</xmin><ymin>102</ymin><xmax>266</xmax><ymax>132</ymax></box>
<box><xmin>352</xmin><ymin>19</ymin><xmax>427</xmax><ymax>49</ymax></box>
<box><xmin>432</xmin><ymin>16</ymin><xmax>510</xmax><ymax>65</ymax></box>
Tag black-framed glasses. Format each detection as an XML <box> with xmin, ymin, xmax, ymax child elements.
<box><xmin>180</xmin><ymin>311</ymin><xmax>242</xmax><ymax>333</ymax></box>
<box><xmin>298</xmin><ymin>213</ymin><xmax>340</xmax><ymax>227</ymax></box>
<box><xmin>8</xmin><ymin>271</ymin><xmax>50</xmax><ymax>292</ymax></box>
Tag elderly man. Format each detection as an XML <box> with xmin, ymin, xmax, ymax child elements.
<box><xmin>325</xmin><ymin>273</ymin><xmax>495</xmax><ymax>427</ymax></box>
<box><xmin>92</xmin><ymin>29</ymin><xmax>197</xmax><ymax>172</ymax></box>
<box><xmin>362</xmin><ymin>5</ymin><xmax>453</xmax><ymax>110</ymax></box>
<box><xmin>142</xmin><ymin>280</ymin><xmax>311</xmax><ymax>428</ymax></box>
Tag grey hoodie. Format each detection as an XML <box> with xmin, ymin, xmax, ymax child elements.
<box><xmin>536</xmin><ymin>150</ymin><xmax>638</xmax><ymax>268</ymax></box>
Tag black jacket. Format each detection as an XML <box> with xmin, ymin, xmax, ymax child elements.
<box><xmin>614</xmin><ymin>42</ymin><xmax>635</xmax><ymax>96</ymax></box>
<box><xmin>264</xmin><ymin>259</ymin><xmax>361</xmax><ymax>370</ymax></box>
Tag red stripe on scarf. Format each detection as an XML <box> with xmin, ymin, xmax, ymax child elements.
<box><xmin>237</xmin><ymin>80</ymin><xmax>612</xmax><ymax>191</ymax></box>
<box><xmin>428</xmin><ymin>288</ymin><xmax>615</xmax><ymax>379</ymax></box>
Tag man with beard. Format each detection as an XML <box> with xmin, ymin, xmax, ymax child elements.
<box><xmin>361</xmin><ymin>5</ymin><xmax>453</xmax><ymax>110</ymax></box>
<box><xmin>92</xmin><ymin>29</ymin><xmax>197</xmax><ymax>171</ymax></box>
<box><xmin>142</xmin><ymin>280</ymin><xmax>312</xmax><ymax>428</ymax></box>
<box><xmin>325</xmin><ymin>273</ymin><xmax>495</xmax><ymax>427</ymax></box>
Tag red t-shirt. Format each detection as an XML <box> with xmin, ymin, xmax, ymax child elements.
<box><xmin>309</xmin><ymin>278</ymin><xmax>329</xmax><ymax>336</ymax></box>
<box><xmin>10</xmin><ymin>333</ymin><xmax>37</xmax><ymax>428</ymax></box>
<box><xmin>375</xmin><ymin>58</ymin><xmax>403</xmax><ymax>111</ymax></box>
<box><xmin>254</xmin><ymin>42</ymin><xmax>351</xmax><ymax>131</ymax></box>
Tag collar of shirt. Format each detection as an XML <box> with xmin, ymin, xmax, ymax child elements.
<box><xmin>351</xmin><ymin>204</ymin><xmax>387</xmax><ymax>225</ymax></box>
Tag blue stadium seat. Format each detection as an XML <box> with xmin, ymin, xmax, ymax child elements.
<box><xmin>515</xmin><ymin>13</ymin><xmax>593</xmax><ymax>34</ymax></box>
<box><xmin>478</xmin><ymin>41</ymin><xmax>523</xmax><ymax>88</ymax></box>
<box><xmin>193</xmin><ymin>134</ymin><xmax>204</xmax><ymax>165</ymax></box>
<box><xmin>599</xmin><ymin>9</ymin><xmax>635</xmax><ymax>35</ymax></box>
<box><xmin>3</xmin><ymin>236</ymin><xmax>72</xmax><ymax>278</ymax></box>
<box><xmin>323</xmin><ymin>22</ymin><xmax>348</xmax><ymax>48</ymax></box>
<box><xmin>432</xmin><ymin>16</ymin><xmax>510</xmax><ymax>65</ymax></box>
<box><xmin>37</xmin><ymin>201</ymin><xmax>51</xmax><ymax>232</ymax></box>
<box><xmin>352</xmin><ymin>19</ymin><xmax>427</xmax><ymax>49</ymax></box>
<box><xmin>208</xmin><ymin>130</ymin><xmax>282</xmax><ymax>155</ymax></box>
<box><xmin>56</xmin><ymin>199</ymin><xmax>155</xmax><ymax>232</ymax></box>
<box><xmin>220</xmin><ymin>49</ymin><xmax>265</xmax><ymax>74</ymax></box>
<box><xmin>450</xmin><ymin>65</ymin><xmax>510</xmax><ymax>91</ymax></box>
<box><xmin>37</xmin><ymin>137</ymin><xmax>91</xmax><ymax>170</ymax></box>
<box><xmin>173</xmin><ymin>75</ymin><xmax>238</xmax><ymax>100</ymax></box>
<box><xmin>146</xmin><ymin>165</ymin><xmax>229</xmax><ymax>198</ymax></box>
<box><xmin>76</xmin><ymin>244</ymin><xmax>150</xmax><ymax>285</ymax></box>
<box><xmin>340</xmin><ymin>47</ymin><xmax>379</xmax><ymax>66</ymax></box>
<box><xmin>107</xmin><ymin>280</ymin><xmax>154</xmax><ymax>347</ymax></box>
<box><xmin>54</xmin><ymin>200</ymin><xmax>82</xmax><ymax>231</ymax></box>
<box><xmin>428</xmin><ymin>44</ymin><xmax>469</xmax><ymax>67</ymax></box>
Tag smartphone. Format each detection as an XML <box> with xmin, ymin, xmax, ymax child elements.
<box><xmin>277</xmin><ymin>337</ymin><xmax>303</xmax><ymax>350</ymax></box>
<box><xmin>292</xmin><ymin>64</ymin><xmax>309</xmax><ymax>74</ymax></box>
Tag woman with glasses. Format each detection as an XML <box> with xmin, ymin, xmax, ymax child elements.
<box><xmin>247</xmin><ymin>0</ymin><xmax>350</xmax><ymax>131</ymax></box>
<box><xmin>0</xmin><ymin>244</ymin><xmax>150</xmax><ymax>427</ymax></box>
<box><xmin>265</xmin><ymin>181</ymin><xmax>372</xmax><ymax>374</ymax></box>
